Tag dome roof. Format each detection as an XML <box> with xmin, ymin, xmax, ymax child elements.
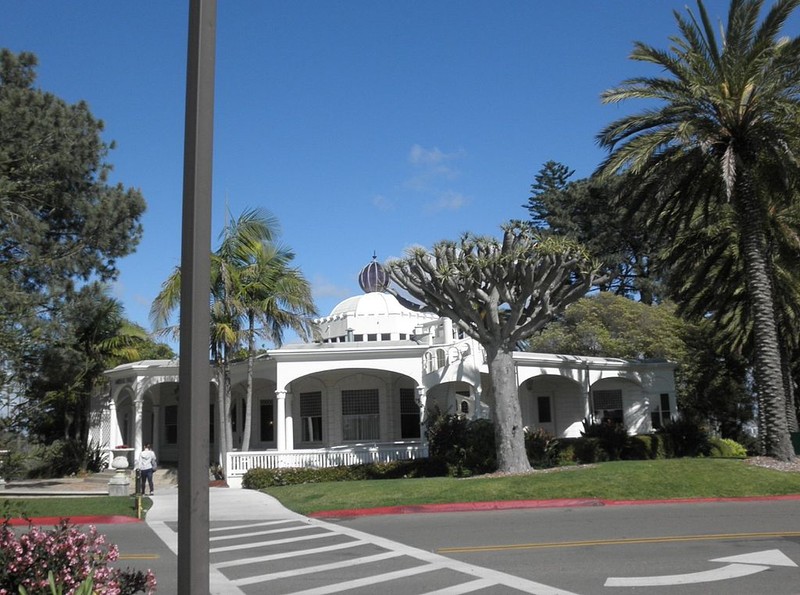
<box><xmin>358</xmin><ymin>255</ymin><xmax>390</xmax><ymax>293</ymax></box>
<box><xmin>330</xmin><ymin>292</ymin><xmax>408</xmax><ymax>318</ymax></box>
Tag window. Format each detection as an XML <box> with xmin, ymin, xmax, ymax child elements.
<box><xmin>400</xmin><ymin>388</ymin><xmax>420</xmax><ymax>439</ymax></box>
<box><xmin>537</xmin><ymin>396</ymin><xmax>552</xmax><ymax>424</ymax></box>
<box><xmin>165</xmin><ymin>405</ymin><xmax>177</xmax><ymax>445</ymax></box>
<box><xmin>593</xmin><ymin>389</ymin><xmax>623</xmax><ymax>425</ymax></box>
<box><xmin>399</xmin><ymin>333</ymin><xmax>407</xmax><ymax>340</ymax></box>
<box><xmin>342</xmin><ymin>389</ymin><xmax>379</xmax><ymax>441</ymax></box>
<box><xmin>353</xmin><ymin>334</ymin><xmax>363</xmax><ymax>342</ymax></box>
<box><xmin>367</xmin><ymin>333</ymin><xmax>377</xmax><ymax>341</ymax></box>
<box><xmin>300</xmin><ymin>392</ymin><xmax>323</xmax><ymax>442</ymax></box>
<box><xmin>651</xmin><ymin>393</ymin><xmax>672</xmax><ymax>430</ymax></box>
<box><xmin>381</xmin><ymin>333</ymin><xmax>391</xmax><ymax>341</ymax></box>
<box><xmin>260</xmin><ymin>400</ymin><xmax>274</xmax><ymax>442</ymax></box>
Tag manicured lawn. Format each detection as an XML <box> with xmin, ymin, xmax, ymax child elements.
<box><xmin>261</xmin><ymin>458</ymin><xmax>800</xmax><ymax>515</ymax></box>
<box><xmin>0</xmin><ymin>496</ymin><xmax>151</xmax><ymax>520</ymax></box>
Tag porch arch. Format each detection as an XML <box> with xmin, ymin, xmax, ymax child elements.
<box><xmin>520</xmin><ymin>375</ymin><xmax>585</xmax><ymax>438</ymax></box>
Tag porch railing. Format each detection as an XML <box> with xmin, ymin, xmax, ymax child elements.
<box><xmin>225</xmin><ymin>441</ymin><xmax>428</xmax><ymax>488</ymax></box>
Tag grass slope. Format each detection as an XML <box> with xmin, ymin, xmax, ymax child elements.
<box><xmin>261</xmin><ymin>459</ymin><xmax>800</xmax><ymax>515</ymax></box>
<box><xmin>1</xmin><ymin>496</ymin><xmax>151</xmax><ymax>520</ymax></box>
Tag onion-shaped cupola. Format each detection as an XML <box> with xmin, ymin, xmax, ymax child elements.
<box><xmin>358</xmin><ymin>253</ymin><xmax>390</xmax><ymax>293</ymax></box>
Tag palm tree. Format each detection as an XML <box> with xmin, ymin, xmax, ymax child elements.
<box><xmin>597</xmin><ymin>0</ymin><xmax>800</xmax><ymax>460</ymax></box>
<box><xmin>662</xmin><ymin>199</ymin><xmax>800</xmax><ymax>433</ymax></box>
<box><xmin>229</xmin><ymin>241</ymin><xmax>316</xmax><ymax>451</ymax></box>
<box><xmin>151</xmin><ymin>207</ymin><xmax>316</xmax><ymax>460</ymax></box>
<box><xmin>151</xmin><ymin>208</ymin><xmax>278</xmax><ymax>460</ymax></box>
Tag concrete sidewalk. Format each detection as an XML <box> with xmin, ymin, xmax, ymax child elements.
<box><xmin>145</xmin><ymin>483</ymin><xmax>303</xmax><ymax>524</ymax></box>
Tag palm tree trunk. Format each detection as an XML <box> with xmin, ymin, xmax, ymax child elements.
<box><xmin>781</xmin><ymin>343</ymin><xmax>798</xmax><ymax>433</ymax></box>
<box><xmin>485</xmin><ymin>344</ymin><xmax>531</xmax><ymax>473</ymax></box>
<box><xmin>223</xmin><ymin>362</ymin><xmax>233</xmax><ymax>454</ymax></box>
<box><xmin>215</xmin><ymin>365</ymin><xmax>228</xmax><ymax>468</ymax></box>
<box><xmin>737</xmin><ymin>180</ymin><xmax>794</xmax><ymax>460</ymax></box>
<box><xmin>241</xmin><ymin>312</ymin><xmax>256</xmax><ymax>451</ymax></box>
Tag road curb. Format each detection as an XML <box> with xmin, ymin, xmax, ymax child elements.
<box><xmin>309</xmin><ymin>493</ymin><xmax>800</xmax><ymax>518</ymax></box>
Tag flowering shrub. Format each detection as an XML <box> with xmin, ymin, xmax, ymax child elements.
<box><xmin>0</xmin><ymin>519</ymin><xmax>156</xmax><ymax>594</ymax></box>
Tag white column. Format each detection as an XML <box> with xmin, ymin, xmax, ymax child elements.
<box><xmin>152</xmin><ymin>405</ymin><xmax>161</xmax><ymax>455</ymax></box>
<box><xmin>473</xmin><ymin>384</ymin><xmax>483</xmax><ymax>420</ymax></box>
<box><xmin>583</xmin><ymin>364</ymin><xmax>593</xmax><ymax>423</ymax></box>
<box><xmin>285</xmin><ymin>391</ymin><xmax>294</xmax><ymax>451</ymax></box>
<box><xmin>134</xmin><ymin>398</ymin><xmax>143</xmax><ymax>466</ymax></box>
<box><xmin>442</xmin><ymin>318</ymin><xmax>453</xmax><ymax>343</ymax></box>
<box><xmin>276</xmin><ymin>390</ymin><xmax>286</xmax><ymax>450</ymax></box>
<box><xmin>109</xmin><ymin>397</ymin><xmax>121</xmax><ymax>449</ymax></box>
<box><xmin>415</xmin><ymin>387</ymin><xmax>428</xmax><ymax>449</ymax></box>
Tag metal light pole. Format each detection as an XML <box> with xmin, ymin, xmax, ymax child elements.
<box><xmin>178</xmin><ymin>0</ymin><xmax>216</xmax><ymax>592</ymax></box>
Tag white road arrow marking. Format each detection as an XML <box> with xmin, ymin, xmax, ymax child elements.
<box><xmin>605</xmin><ymin>549</ymin><xmax>797</xmax><ymax>587</ymax></box>
<box><xmin>711</xmin><ymin>549</ymin><xmax>797</xmax><ymax>567</ymax></box>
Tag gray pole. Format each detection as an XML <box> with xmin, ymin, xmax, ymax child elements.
<box><xmin>178</xmin><ymin>0</ymin><xmax>216</xmax><ymax>593</ymax></box>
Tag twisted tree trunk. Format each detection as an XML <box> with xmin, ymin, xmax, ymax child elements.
<box><xmin>486</xmin><ymin>345</ymin><xmax>531</xmax><ymax>473</ymax></box>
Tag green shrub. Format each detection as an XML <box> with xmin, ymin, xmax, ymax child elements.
<box><xmin>525</xmin><ymin>427</ymin><xmax>559</xmax><ymax>468</ymax></box>
<box><xmin>621</xmin><ymin>435</ymin><xmax>651</xmax><ymax>460</ymax></box>
<box><xmin>556</xmin><ymin>443</ymin><xmax>577</xmax><ymax>466</ymax></box>
<box><xmin>26</xmin><ymin>439</ymin><xmax>107</xmax><ymax>478</ymax></box>
<box><xmin>425</xmin><ymin>407</ymin><xmax>468</xmax><ymax>473</ymax></box>
<box><xmin>241</xmin><ymin>458</ymin><xmax>449</xmax><ymax>489</ymax></box>
<box><xmin>581</xmin><ymin>420</ymin><xmax>628</xmax><ymax>461</ymax></box>
<box><xmin>732</xmin><ymin>432</ymin><xmax>760</xmax><ymax>456</ymax></box>
<box><xmin>572</xmin><ymin>437</ymin><xmax>608</xmax><ymax>464</ymax></box>
<box><xmin>709</xmin><ymin>437</ymin><xmax>747</xmax><ymax>458</ymax></box>
<box><xmin>426</xmin><ymin>407</ymin><xmax>466</xmax><ymax>457</ymax></box>
<box><xmin>659</xmin><ymin>416</ymin><xmax>711</xmax><ymax>458</ymax></box>
<box><xmin>425</xmin><ymin>408</ymin><xmax>497</xmax><ymax>476</ymax></box>
<box><xmin>462</xmin><ymin>418</ymin><xmax>497</xmax><ymax>474</ymax></box>
<box><xmin>0</xmin><ymin>449</ymin><xmax>25</xmax><ymax>480</ymax></box>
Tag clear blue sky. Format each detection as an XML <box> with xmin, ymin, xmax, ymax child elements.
<box><xmin>4</xmin><ymin>1</ymin><xmax>796</xmax><ymax>348</ymax></box>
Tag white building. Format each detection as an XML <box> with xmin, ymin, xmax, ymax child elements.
<box><xmin>92</xmin><ymin>258</ymin><xmax>676</xmax><ymax>487</ymax></box>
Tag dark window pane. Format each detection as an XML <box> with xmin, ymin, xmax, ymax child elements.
<box><xmin>537</xmin><ymin>396</ymin><xmax>552</xmax><ymax>423</ymax></box>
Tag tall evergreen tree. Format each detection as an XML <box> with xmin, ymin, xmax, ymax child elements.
<box><xmin>0</xmin><ymin>49</ymin><xmax>146</xmax><ymax>397</ymax></box>
<box><xmin>23</xmin><ymin>284</ymin><xmax>151</xmax><ymax>470</ymax></box>
<box><xmin>524</xmin><ymin>163</ymin><xmax>665</xmax><ymax>304</ymax></box>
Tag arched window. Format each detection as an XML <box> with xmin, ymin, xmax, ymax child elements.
<box><xmin>436</xmin><ymin>349</ymin><xmax>446</xmax><ymax>369</ymax></box>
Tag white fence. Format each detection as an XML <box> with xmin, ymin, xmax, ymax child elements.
<box><xmin>225</xmin><ymin>442</ymin><xmax>428</xmax><ymax>488</ymax></box>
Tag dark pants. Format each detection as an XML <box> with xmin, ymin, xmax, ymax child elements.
<box><xmin>140</xmin><ymin>468</ymin><xmax>154</xmax><ymax>494</ymax></box>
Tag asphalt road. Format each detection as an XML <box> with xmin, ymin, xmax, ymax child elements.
<box><xmin>332</xmin><ymin>499</ymin><xmax>800</xmax><ymax>595</ymax></box>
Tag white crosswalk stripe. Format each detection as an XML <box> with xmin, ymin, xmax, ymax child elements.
<box><xmin>209</xmin><ymin>523</ymin><xmax>316</xmax><ymax>542</ymax></box>
<box><xmin>280</xmin><ymin>563</ymin><xmax>446</xmax><ymax>595</ymax></box>
<box><xmin>210</xmin><ymin>529</ymin><xmax>336</xmax><ymax>554</ymax></box>
<box><xmin>421</xmin><ymin>578</ymin><xmax>498</xmax><ymax>594</ymax></box>
<box><xmin>232</xmin><ymin>550</ymin><xmax>404</xmax><ymax>586</ymax></box>
<box><xmin>213</xmin><ymin>539</ymin><xmax>370</xmax><ymax>569</ymax></box>
<box><xmin>204</xmin><ymin>516</ymin><xmax>582</xmax><ymax>595</ymax></box>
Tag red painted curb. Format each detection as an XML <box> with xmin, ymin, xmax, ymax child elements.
<box><xmin>6</xmin><ymin>515</ymin><xmax>142</xmax><ymax>526</ymax></box>
<box><xmin>309</xmin><ymin>494</ymin><xmax>800</xmax><ymax>519</ymax></box>
<box><xmin>600</xmin><ymin>494</ymin><xmax>800</xmax><ymax>507</ymax></box>
<box><xmin>310</xmin><ymin>498</ymin><xmax>603</xmax><ymax>518</ymax></box>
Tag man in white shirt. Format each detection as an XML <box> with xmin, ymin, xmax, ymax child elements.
<box><xmin>138</xmin><ymin>443</ymin><xmax>157</xmax><ymax>495</ymax></box>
